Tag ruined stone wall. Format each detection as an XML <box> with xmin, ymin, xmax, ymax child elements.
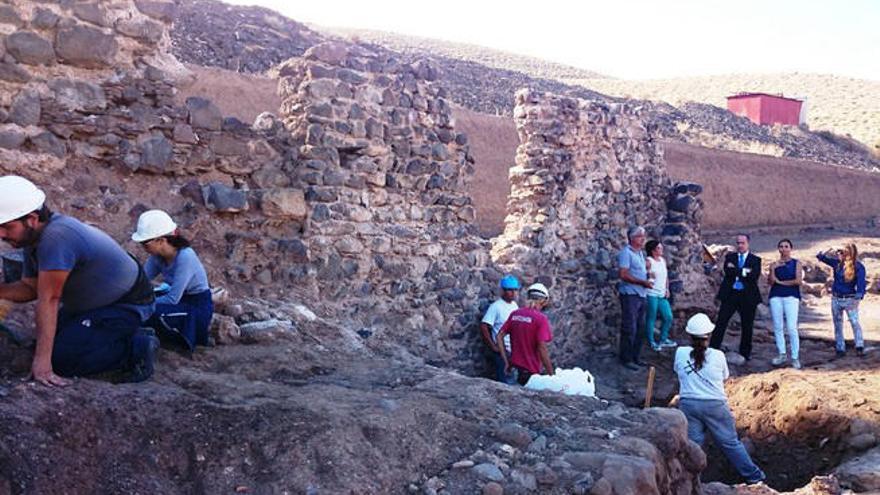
<box><xmin>275</xmin><ymin>42</ymin><xmax>497</xmax><ymax>370</ymax></box>
<box><xmin>0</xmin><ymin>1</ymin><xmax>316</xmax><ymax>302</ymax></box>
<box><xmin>492</xmin><ymin>89</ymin><xmax>705</xmax><ymax>364</ymax></box>
<box><xmin>0</xmin><ymin>2</ymin><xmax>707</xmax><ymax>375</ymax></box>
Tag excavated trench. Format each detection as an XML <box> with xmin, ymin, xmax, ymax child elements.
<box><xmin>587</xmin><ymin>330</ymin><xmax>880</xmax><ymax>493</ymax></box>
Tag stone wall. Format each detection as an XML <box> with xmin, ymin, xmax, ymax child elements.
<box><xmin>275</xmin><ymin>42</ymin><xmax>496</xmax><ymax>370</ymax></box>
<box><xmin>0</xmin><ymin>2</ymin><xmax>708</xmax><ymax>375</ymax></box>
<box><xmin>0</xmin><ymin>0</ymin><xmax>316</xmax><ymax>303</ymax></box>
<box><xmin>491</xmin><ymin>89</ymin><xmax>705</xmax><ymax>364</ymax></box>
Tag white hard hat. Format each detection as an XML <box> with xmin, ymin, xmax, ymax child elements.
<box><xmin>0</xmin><ymin>176</ymin><xmax>46</xmax><ymax>225</ymax></box>
<box><xmin>131</xmin><ymin>209</ymin><xmax>177</xmax><ymax>242</ymax></box>
<box><xmin>685</xmin><ymin>313</ymin><xmax>715</xmax><ymax>337</ymax></box>
<box><xmin>527</xmin><ymin>282</ymin><xmax>550</xmax><ymax>299</ymax></box>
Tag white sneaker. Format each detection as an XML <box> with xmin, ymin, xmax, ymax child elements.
<box><xmin>660</xmin><ymin>339</ymin><xmax>677</xmax><ymax>348</ymax></box>
<box><xmin>771</xmin><ymin>354</ymin><xmax>788</xmax><ymax>366</ymax></box>
<box><xmin>791</xmin><ymin>359</ymin><xmax>802</xmax><ymax>369</ymax></box>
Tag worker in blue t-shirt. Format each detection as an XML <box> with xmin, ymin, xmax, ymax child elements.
<box><xmin>0</xmin><ymin>176</ymin><xmax>157</xmax><ymax>385</ymax></box>
<box><xmin>133</xmin><ymin>210</ymin><xmax>213</xmax><ymax>351</ymax></box>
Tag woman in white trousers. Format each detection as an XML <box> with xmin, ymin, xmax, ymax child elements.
<box><xmin>767</xmin><ymin>239</ymin><xmax>802</xmax><ymax>369</ymax></box>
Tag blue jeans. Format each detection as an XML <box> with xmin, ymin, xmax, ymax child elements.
<box><xmin>619</xmin><ymin>294</ymin><xmax>646</xmax><ymax>364</ymax></box>
<box><xmin>680</xmin><ymin>398</ymin><xmax>765</xmax><ymax>484</ymax></box>
<box><xmin>831</xmin><ymin>296</ymin><xmax>863</xmax><ymax>351</ymax></box>
<box><xmin>645</xmin><ymin>296</ymin><xmax>673</xmax><ymax>347</ymax></box>
<box><xmin>492</xmin><ymin>351</ymin><xmax>517</xmax><ymax>385</ymax></box>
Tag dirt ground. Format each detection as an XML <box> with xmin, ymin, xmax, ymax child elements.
<box><xmin>562</xmin><ymin>223</ymin><xmax>880</xmax><ymax>491</ymax></box>
<box><xmin>0</xmin><ymin>308</ymin><xmax>707</xmax><ymax>495</ymax></box>
<box><xmin>1</xmin><ymin>224</ymin><xmax>878</xmax><ymax>494</ymax></box>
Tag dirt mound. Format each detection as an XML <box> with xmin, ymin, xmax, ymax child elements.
<box><xmin>0</xmin><ymin>305</ymin><xmax>707</xmax><ymax>494</ymax></box>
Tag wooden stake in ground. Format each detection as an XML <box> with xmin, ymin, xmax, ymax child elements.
<box><xmin>644</xmin><ymin>366</ymin><xmax>656</xmax><ymax>408</ymax></box>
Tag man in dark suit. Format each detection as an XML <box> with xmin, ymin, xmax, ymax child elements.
<box><xmin>710</xmin><ymin>233</ymin><xmax>762</xmax><ymax>360</ymax></box>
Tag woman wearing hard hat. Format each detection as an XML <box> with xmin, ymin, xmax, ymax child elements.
<box><xmin>133</xmin><ymin>210</ymin><xmax>213</xmax><ymax>351</ymax></box>
<box><xmin>674</xmin><ymin>313</ymin><xmax>766</xmax><ymax>485</ymax></box>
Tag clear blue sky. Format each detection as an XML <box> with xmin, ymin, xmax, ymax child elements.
<box><xmin>225</xmin><ymin>0</ymin><xmax>880</xmax><ymax>80</ymax></box>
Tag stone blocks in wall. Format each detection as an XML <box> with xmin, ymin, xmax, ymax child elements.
<box><xmin>55</xmin><ymin>25</ymin><xmax>118</xmax><ymax>68</ymax></box>
<box><xmin>276</xmin><ymin>41</ymin><xmax>493</xmax><ymax>372</ymax></box>
<box><xmin>492</xmin><ymin>89</ymin><xmax>707</xmax><ymax>366</ymax></box>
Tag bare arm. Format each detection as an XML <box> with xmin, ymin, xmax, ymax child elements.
<box><xmin>781</xmin><ymin>261</ymin><xmax>804</xmax><ymax>287</ymax></box>
<box><xmin>480</xmin><ymin>322</ymin><xmax>499</xmax><ymax>352</ymax></box>
<box><xmin>619</xmin><ymin>268</ymin><xmax>653</xmax><ymax>288</ymax></box>
<box><xmin>775</xmin><ymin>261</ymin><xmax>804</xmax><ymax>287</ymax></box>
<box><xmin>32</xmin><ymin>270</ymin><xmax>71</xmax><ymax>387</ymax></box>
<box><xmin>0</xmin><ymin>278</ymin><xmax>38</xmax><ymax>302</ymax></box>
<box><xmin>495</xmin><ymin>326</ymin><xmax>510</xmax><ymax>372</ymax></box>
<box><xmin>537</xmin><ymin>341</ymin><xmax>554</xmax><ymax>375</ymax></box>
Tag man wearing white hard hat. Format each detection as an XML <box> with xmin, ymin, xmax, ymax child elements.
<box><xmin>0</xmin><ymin>176</ymin><xmax>158</xmax><ymax>386</ymax></box>
<box><xmin>674</xmin><ymin>313</ymin><xmax>766</xmax><ymax>485</ymax></box>
<box><xmin>496</xmin><ymin>283</ymin><xmax>555</xmax><ymax>386</ymax></box>
<box><xmin>133</xmin><ymin>209</ymin><xmax>213</xmax><ymax>351</ymax></box>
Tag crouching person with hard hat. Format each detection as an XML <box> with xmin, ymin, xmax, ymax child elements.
<box><xmin>132</xmin><ymin>210</ymin><xmax>213</xmax><ymax>351</ymax></box>
<box><xmin>674</xmin><ymin>313</ymin><xmax>766</xmax><ymax>484</ymax></box>
<box><xmin>496</xmin><ymin>283</ymin><xmax>554</xmax><ymax>386</ymax></box>
<box><xmin>0</xmin><ymin>176</ymin><xmax>157</xmax><ymax>386</ymax></box>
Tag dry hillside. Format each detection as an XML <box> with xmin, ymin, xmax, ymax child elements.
<box><xmin>575</xmin><ymin>73</ymin><xmax>880</xmax><ymax>151</ymax></box>
<box><xmin>321</xmin><ymin>27</ymin><xmax>607</xmax><ymax>81</ymax></box>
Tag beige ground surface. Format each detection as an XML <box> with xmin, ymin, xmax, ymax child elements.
<box><xmin>176</xmin><ymin>64</ymin><xmax>282</xmax><ymax>123</ymax></box>
<box><xmin>707</xmin><ymin>225</ymin><xmax>880</xmax><ymax>344</ymax></box>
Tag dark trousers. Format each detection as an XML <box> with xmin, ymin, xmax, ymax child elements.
<box><xmin>710</xmin><ymin>292</ymin><xmax>757</xmax><ymax>359</ymax></box>
<box><xmin>619</xmin><ymin>294</ymin><xmax>647</xmax><ymax>364</ymax></box>
<box><xmin>146</xmin><ymin>290</ymin><xmax>214</xmax><ymax>350</ymax></box>
<box><xmin>515</xmin><ymin>367</ymin><xmax>533</xmax><ymax>386</ymax></box>
<box><xmin>491</xmin><ymin>351</ymin><xmax>518</xmax><ymax>385</ymax></box>
<box><xmin>52</xmin><ymin>305</ymin><xmax>141</xmax><ymax>377</ymax></box>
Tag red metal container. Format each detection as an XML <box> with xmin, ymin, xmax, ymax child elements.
<box><xmin>726</xmin><ymin>93</ymin><xmax>803</xmax><ymax>126</ymax></box>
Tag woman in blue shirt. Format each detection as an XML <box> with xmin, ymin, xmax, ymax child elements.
<box><xmin>132</xmin><ymin>210</ymin><xmax>213</xmax><ymax>351</ymax></box>
<box><xmin>817</xmin><ymin>243</ymin><xmax>866</xmax><ymax>357</ymax></box>
<box><xmin>767</xmin><ymin>239</ymin><xmax>802</xmax><ymax>369</ymax></box>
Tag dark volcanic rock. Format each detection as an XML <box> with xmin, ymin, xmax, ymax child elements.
<box><xmin>55</xmin><ymin>25</ymin><xmax>118</xmax><ymax>68</ymax></box>
<box><xmin>9</xmin><ymin>90</ymin><xmax>40</xmax><ymax>127</ymax></box>
<box><xmin>186</xmin><ymin>97</ymin><xmax>223</xmax><ymax>131</ymax></box>
<box><xmin>5</xmin><ymin>31</ymin><xmax>55</xmax><ymax>66</ymax></box>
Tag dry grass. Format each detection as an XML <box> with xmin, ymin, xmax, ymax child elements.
<box><xmin>573</xmin><ymin>73</ymin><xmax>880</xmax><ymax>150</ymax></box>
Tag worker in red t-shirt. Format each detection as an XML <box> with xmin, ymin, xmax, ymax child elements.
<box><xmin>496</xmin><ymin>283</ymin><xmax>554</xmax><ymax>386</ymax></box>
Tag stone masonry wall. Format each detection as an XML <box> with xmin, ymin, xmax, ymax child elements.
<box><xmin>0</xmin><ymin>0</ymin><xmax>316</xmax><ymax>303</ymax></box>
<box><xmin>492</xmin><ymin>89</ymin><xmax>705</xmax><ymax>365</ymax></box>
<box><xmin>276</xmin><ymin>42</ymin><xmax>497</xmax><ymax>370</ymax></box>
<box><xmin>0</xmin><ymin>2</ymin><xmax>707</xmax><ymax>376</ymax></box>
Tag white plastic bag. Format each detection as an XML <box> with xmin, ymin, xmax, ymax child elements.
<box><xmin>525</xmin><ymin>367</ymin><xmax>596</xmax><ymax>397</ymax></box>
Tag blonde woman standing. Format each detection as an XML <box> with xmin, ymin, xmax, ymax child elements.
<box><xmin>817</xmin><ymin>243</ymin><xmax>866</xmax><ymax>357</ymax></box>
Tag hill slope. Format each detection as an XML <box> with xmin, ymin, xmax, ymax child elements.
<box><xmin>321</xmin><ymin>27</ymin><xmax>608</xmax><ymax>82</ymax></box>
<box><xmin>575</xmin><ymin>73</ymin><xmax>880</xmax><ymax>151</ymax></box>
<box><xmin>170</xmin><ymin>0</ymin><xmax>879</xmax><ymax>169</ymax></box>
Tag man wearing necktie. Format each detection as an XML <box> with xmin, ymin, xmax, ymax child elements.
<box><xmin>710</xmin><ymin>234</ymin><xmax>762</xmax><ymax>360</ymax></box>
